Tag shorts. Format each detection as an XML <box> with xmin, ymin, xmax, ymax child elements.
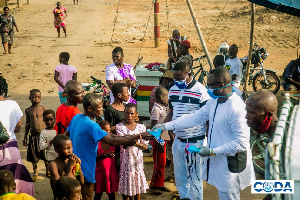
<box><xmin>58</xmin><ymin>92</ymin><xmax>67</xmax><ymax>104</ymax></box>
<box><xmin>0</xmin><ymin>29</ymin><xmax>14</xmax><ymax>45</ymax></box>
<box><xmin>27</xmin><ymin>134</ymin><xmax>46</xmax><ymax>164</ymax></box>
<box><xmin>54</xmin><ymin>22</ymin><xmax>65</xmax><ymax>29</ymax></box>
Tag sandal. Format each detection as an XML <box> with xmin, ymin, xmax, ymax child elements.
<box><xmin>31</xmin><ymin>175</ymin><xmax>37</xmax><ymax>182</ymax></box>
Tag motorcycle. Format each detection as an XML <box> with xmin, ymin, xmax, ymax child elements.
<box><xmin>241</xmin><ymin>43</ymin><xmax>281</xmax><ymax>94</ymax></box>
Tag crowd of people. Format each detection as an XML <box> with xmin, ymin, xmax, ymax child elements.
<box><xmin>0</xmin><ymin>2</ymin><xmax>298</xmax><ymax>199</ymax></box>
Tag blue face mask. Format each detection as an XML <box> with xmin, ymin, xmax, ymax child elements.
<box><xmin>174</xmin><ymin>80</ymin><xmax>188</xmax><ymax>89</ymax></box>
<box><xmin>207</xmin><ymin>82</ymin><xmax>234</xmax><ymax>99</ymax></box>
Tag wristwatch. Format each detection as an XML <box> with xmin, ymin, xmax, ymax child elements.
<box><xmin>211</xmin><ymin>149</ymin><xmax>216</xmax><ymax>156</ymax></box>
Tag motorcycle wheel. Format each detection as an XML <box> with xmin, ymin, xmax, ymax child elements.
<box><xmin>250</xmin><ymin>133</ymin><xmax>269</xmax><ymax>177</ymax></box>
<box><xmin>252</xmin><ymin>70</ymin><xmax>280</xmax><ymax>94</ymax></box>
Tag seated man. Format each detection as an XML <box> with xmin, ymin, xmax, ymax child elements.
<box><xmin>283</xmin><ymin>57</ymin><xmax>300</xmax><ymax>91</ymax></box>
<box><xmin>224</xmin><ymin>44</ymin><xmax>243</xmax><ymax>87</ymax></box>
<box><xmin>167</xmin><ymin>30</ymin><xmax>187</xmax><ymax>68</ymax></box>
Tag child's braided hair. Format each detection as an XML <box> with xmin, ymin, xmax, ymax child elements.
<box><xmin>0</xmin><ymin>76</ymin><xmax>8</xmax><ymax>98</ymax></box>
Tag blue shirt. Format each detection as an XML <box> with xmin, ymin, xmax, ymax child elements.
<box><xmin>67</xmin><ymin>114</ymin><xmax>108</xmax><ymax>183</ymax></box>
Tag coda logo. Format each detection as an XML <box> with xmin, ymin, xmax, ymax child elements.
<box><xmin>251</xmin><ymin>180</ymin><xmax>294</xmax><ymax>194</ymax></box>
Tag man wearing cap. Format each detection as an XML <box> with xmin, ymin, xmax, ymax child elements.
<box><xmin>167</xmin><ymin>30</ymin><xmax>187</xmax><ymax>68</ymax></box>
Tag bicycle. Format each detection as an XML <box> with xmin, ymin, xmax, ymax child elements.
<box><xmin>192</xmin><ymin>55</ymin><xmax>209</xmax><ymax>86</ymax></box>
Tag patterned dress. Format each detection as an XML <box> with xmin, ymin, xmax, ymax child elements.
<box><xmin>0</xmin><ymin>14</ymin><xmax>16</xmax><ymax>44</ymax></box>
<box><xmin>53</xmin><ymin>7</ymin><xmax>66</xmax><ymax>28</ymax></box>
<box><xmin>116</xmin><ymin>123</ymin><xmax>149</xmax><ymax>196</ymax></box>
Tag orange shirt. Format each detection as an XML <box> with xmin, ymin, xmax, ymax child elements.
<box><xmin>55</xmin><ymin>103</ymin><xmax>81</xmax><ymax>134</ymax></box>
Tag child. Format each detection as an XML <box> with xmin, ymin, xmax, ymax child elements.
<box><xmin>23</xmin><ymin>89</ymin><xmax>47</xmax><ymax>181</ymax></box>
<box><xmin>54</xmin><ymin>52</ymin><xmax>77</xmax><ymax>104</ymax></box>
<box><xmin>94</xmin><ymin>120</ymin><xmax>118</xmax><ymax>200</ymax></box>
<box><xmin>48</xmin><ymin>134</ymin><xmax>84</xmax><ymax>196</ymax></box>
<box><xmin>0</xmin><ymin>170</ymin><xmax>36</xmax><ymax>200</ymax></box>
<box><xmin>39</xmin><ymin>109</ymin><xmax>58</xmax><ymax>177</ymax></box>
<box><xmin>116</xmin><ymin>103</ymin><xmax>149</xmax><ymax>200</ymax></box>
<box><xmin>55</xmin><ymin>80</ymin><xmax>84</xmax><ymax>135</ymax></box>
<box><xmin>53</xmin><ymin>2</ymin><xmax>67</xmax><ymax>37</ymax></box>
<box><xmin>54</xmin><ymin>176</ymin><xmax>81</xmax><ymax>200</ymax></box>
<box><xmin>149</xmin><ymin>87</ymin><xmax>170</xmax><ymax>193</ymax></box>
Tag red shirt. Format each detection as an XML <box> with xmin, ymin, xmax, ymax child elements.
<box><xmin>55</xmin><ymin>103</ymin><xmax>81</xmax><ymax>134</ymax></box>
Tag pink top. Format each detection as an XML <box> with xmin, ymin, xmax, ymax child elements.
<box><xmin>55</xmin><ymin>64</ymin><xmax>77</xmax><ymax>92</ymax></box>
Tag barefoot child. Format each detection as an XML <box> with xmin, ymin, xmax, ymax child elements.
<box><xmin>48</xmin><ymin>134</ymin><xmax>84</xmax><ymax>196</ymax></box>
<box><xmin>149</xmin><ymin>87</ymin><xmax>170</xmax><ymax>193</ymax></box>
<box><xmin>95</xmin><ymin>120</ymin><xmax>118</xmax><ymax>200</ymax></box>
<box><xmin>39</xmin><ymin>109</ymin><xmax>58</xmax><ymax>177</ymax></box>
<box><xmin>54</xmin><ymin>52</ymin><xmax>77</xmax><ymax>104</ymax></box>
<box><xmin>53</xmin><ymin>2</ymin><xmax>67</xmax><ymax>37</ymax></box>
<box><xmin>54</xmin><ymin>176</ymin><xmax>81</xmax><ymax>200</ymax></box>
<box><xmin>23</xmin><ymin>89</ymin><xmax>47</xmax><ymax>181</ymax></box>
<box><xmin>55</xmin><ymin>80</ymin><xmax>84</xmax><ymax>135</ymax></box>
<box><xmin>116</xmin><ymin>103</ymin><xmax>149</xmax><ymax>200</ymax></box>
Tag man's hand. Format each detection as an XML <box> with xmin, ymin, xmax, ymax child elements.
<box><xmin>199</xmin><ymin>146</ymin><xmax>213</xmax><ymax>157</ymax></box>
<box><xmin>141</xmin><ymin>132</ymin><xmax>153</xmax><ymax>140</ymax></box>
<box><xmin>23</xmin><ymin>137</ymin><xmax>28</xmax><ymax>146</ymax></box>
<box><xmin>150</xmin><ymin>124</ymin><xmax>166</xmax><ymax>132</ymax></box>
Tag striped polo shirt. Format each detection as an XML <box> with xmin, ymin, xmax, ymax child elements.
<box><xmin>169</xmin><ymin>79</ymin><xmax>210</xmax><ymax>139</ymax></box>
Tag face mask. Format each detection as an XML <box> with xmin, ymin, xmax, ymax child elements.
<box><xmin>257</xmin><ymin>112</ymin><xmax>272</xmax><ymax>133</ymax></box>
<box><xmin>174</xmin><ymin>73</ymin><xmax>190</xmax><ymax>89</ymax></box>
<box><xmin>207</xmin><ymin>82</ymin><xmax>233</xmax><ymax>99</ymax></box>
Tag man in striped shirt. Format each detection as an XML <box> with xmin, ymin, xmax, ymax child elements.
<box><xmin>164</xmin><ymin>61</ymin><xmax>210</xmax><ymax>200</ymax></box>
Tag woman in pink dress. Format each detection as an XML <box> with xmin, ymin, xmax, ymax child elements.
<box><xmin>53</xmin><ymin>2</ymin><xmax>67</xmax><ymax>37</ymax></box>
<box><xmin>95</xmin><ymin>120</ymin><xmax>118</xmax><ymax>200</ymax></box>
<box><xmin>116</xmin><ymin>103</ymin><xmax>149</xmax><ymax>200</ymax></box>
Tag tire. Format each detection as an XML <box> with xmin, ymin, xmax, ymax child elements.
<box><xmin>252</xmin><ymin>70</ymin><xmax>280</xmax><ymax>94</ymax></box>
<box><xmin>250</xmin><ymin>133</ymin><xmax>268</xmax><ymax>177</ymax></box>
<box><xmin>198</xmin><ymin>72</ymin><xmax>208</xmax><ymax>86</ymax></box>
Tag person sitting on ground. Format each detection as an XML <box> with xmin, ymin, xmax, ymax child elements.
<box><xmin>224</xmin><ymin>44</ymin><xmax>243</xmax><ymax>87</ymax></box>
<box><xmin>55</xmin><ymin>80</ymin><xmax>84</xmax><ymax>135</ymax></box>
<box><xmin>54</xmin><ymin>176</ymin><xmax>81</xmax><ymax>200</ymax></box>
<box><xmin>0</xmin><ymin>170</ymin><xmax>36</xmax><ymax>200</ymax></box>
<box><xmin>149</xmin><ymin>87</ymin><xmax>170</xmax><ymax>193</ymax></box>
<box><xmin>167</xmin><ymin>30</ymin><xmax>187</xmax><ymax>68</ymax></box>
<box><xmin>176</xmin><ymin>40</ymin><xmax>193</xmax><ymax>66</ymax></box>
<box><xmin>283</xmin><ymin>57</ymin><xmax>300</xmax><ymax>91</ymax></box>
<box><xmin>54</xmin><ymin>52</ymin><xmax>77</xmax><ymax>104</ymax></box>
<box><xmin>105</xmin><ymin>47</ymin><xmax>137</xmax><ymax>104</ymax></box>
<box><xmin>65</xmin><ymin>93</ymin><xmax>152</xmax><ymax>200</ymax></box>
<box><xmin>104</xmin><ymin>83</ymin><xmax>129</xmax><ymax>132</ymax></box>
<box><xmin>49</xmin><ymin>134</ymin><xmax>84</xmax><ymax>196</ymax></box>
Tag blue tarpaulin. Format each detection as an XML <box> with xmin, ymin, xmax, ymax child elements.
<box><xmin>248</xmin><ymin>0</ymin><xmax>300</xmax><ymax>17</ymax></box>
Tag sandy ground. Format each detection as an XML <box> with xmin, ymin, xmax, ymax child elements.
<box><xmin>1</xmin><ymin>0</ymin><xmax>300</xmax><ymax>199</ymax></box>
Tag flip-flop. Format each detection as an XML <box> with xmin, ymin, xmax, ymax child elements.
<box><xmin>31</xmin><ymin>175</ymin><xmax>37</xmax><ymax>182</ymax></box>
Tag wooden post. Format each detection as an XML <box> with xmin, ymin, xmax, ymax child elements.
<box><xmin>17</xmin><ymin>0</ymin><xmax>19</xmax><ymax>8</ymax></box>
<box><xmin>5</xmin><ymin>0</ymin><xmax>8</xmax><ymax>7</ymax></box>
<box><xmin>243</xmin><ymin>3</ymin><xmax>255</xmax><ymax>93</ymax></box>
<box><xmin>154</xmin><ymin>0</ymin><xmax>160</xmax><ymax>47</ymax></box>
<box><xmin>186</xmin><ymin>0</ymin><xmax>214</xmax><ymax>70</ymax></box>
<box><xmin>27</xmin><ymin>0</ymin><xmax>30</xmax><ymax>5</ymax></box>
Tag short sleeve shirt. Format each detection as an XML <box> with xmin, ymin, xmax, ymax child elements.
<box><xmin>55</xmin><ymin>64</ymin><xmax>77</xmax><ymax>92</ymax></box>
<box><xmin>225</xmin><ymin>57</ymin><xmax>243</xmax><ymax>87</ymax></box>
<box><xmin>0</xmin><ymin>14</ymin><xmax>16</xmax><ymax>30</ymax></box>
<box><xmin>68</xmin><ymin>114</ymin><xmax>108</xmax><ymax>183</ymax></box>
<box><xmin>0</xmin><ymin>100</ymin><xmax>23</xmax><ymax>141</ymax></box>
<box><xmin>55</xmin><ymin>104</ymin><xmax>81</xmax><ymax>134</ymax></box>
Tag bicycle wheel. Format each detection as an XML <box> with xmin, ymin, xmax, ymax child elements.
<box><xmin>250</xmin><ymin>133</ymin><xmax>268</xmax><ymax>177</ymax></box>
<box><xmin>252</xmin><ymin>70</ymin><xmax>280</xmax><ymax>94</ymax></box>
<box><xmin>198</xmin><ymin>72</ymin><xmax>208</xmax><ymax>86</ymax></box>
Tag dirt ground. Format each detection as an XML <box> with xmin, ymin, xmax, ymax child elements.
<box><xmin>1</xmin><ymin>0</ymin><xmax>299</xmax><ymax>199</ymax></box>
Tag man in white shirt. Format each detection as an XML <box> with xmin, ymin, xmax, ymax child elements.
<box><xmin>153</xmin><ymin>67</ymin><xmax>254</xmax><ymax>200</ymax></box>
<box><xmin>225</xmin><ymin>44</ymin><xmax>243</xmax><ymax>87</ymax></box>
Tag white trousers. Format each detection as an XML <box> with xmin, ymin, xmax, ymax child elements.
<box><xmin>218</xmin><ymin>190</ymin><xmax>240</xmax><ymax>200</ymax></box>
<box><xmin>172</xmin><ymin>137</ymin><xmax>203</xmax><ymax>200</ymax></box>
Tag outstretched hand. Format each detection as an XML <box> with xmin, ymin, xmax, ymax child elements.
<box><xmin>150</xmin><ymin>124</ymin><xmax>166</xmax><ymax>132</ymax></box>
<box><xmin>199</xmin><ymin>146</ymin><xmax>213</xmax><ymax>157</ymax></box>
<box><xmin>141</xmin><ymin>132</ymin><xmax>153</xmax><ymax>140</ymax></box>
